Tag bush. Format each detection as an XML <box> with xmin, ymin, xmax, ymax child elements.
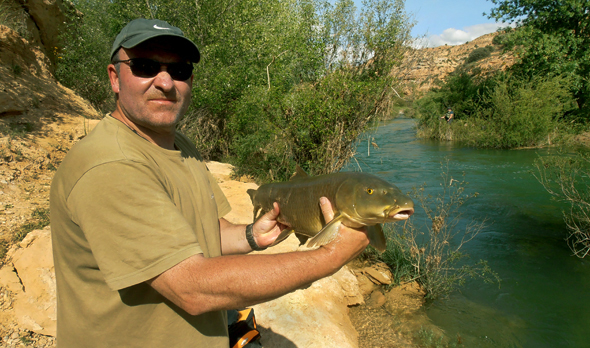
<box><xmin>465</xmin><ymin>45</ymin><xmax>494</xmax><ymax>64</ymax></box>
<box><xmin>535</xmin><ymin>150</ymin><xmax>590</xmax><ymax>258</ymax></box>
<box><xmin>375</xmin><ymin>161</ymin><xmax>500</xmax><ymax>299</ymax></box>
<box><xmin>416</xmin><ymin>73</ymin><xmax>576</xmax><ymax>148</ymax></box>
<box><xmin>0</xmin><ymin>0</ymin><xmax>29</xmax><ymax>39</ymax></box>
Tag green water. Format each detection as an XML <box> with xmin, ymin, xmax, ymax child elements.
<box><xmin>345</xmin><ymin>117</ymin><xmax>590</xmax><ymax>347</ymax></box>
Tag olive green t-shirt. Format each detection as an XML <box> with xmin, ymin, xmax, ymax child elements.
<box><xmin>50</xmin><ymin>116</ymin><xmax>231</xmax><ymax>347</ymax></box>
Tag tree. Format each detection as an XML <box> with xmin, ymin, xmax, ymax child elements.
<box><xmin>58</xmin><ymin>0</ymin><xmax>414</xmax><ymax>181</ymax></box>
<box><xmin>487</xmin><ymin>0</ymin><xmax>590</xmax><ymax>114</ymax></box>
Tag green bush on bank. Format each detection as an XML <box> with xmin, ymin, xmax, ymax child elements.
<box><xmin>416</xmin><ymin>72</ymin><xmax>577</xmax><ymax>149</ymax></box>
<box><xmin>465</xmin><ymin>45</ymin><xmax>494</xmax><ymax>64</ymax></box>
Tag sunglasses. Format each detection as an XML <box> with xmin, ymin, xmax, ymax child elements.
<box><xmin>113</xmin><ymin>58</ymin><xmax>193</xmax><ymax>81</ymax></box>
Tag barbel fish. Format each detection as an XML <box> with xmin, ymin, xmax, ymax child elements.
<box><xmin>247</xmin><ymin>167</ymin><xmax>414</xmax><ymax>252</ymax></box>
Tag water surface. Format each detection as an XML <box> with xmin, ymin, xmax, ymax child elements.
<box><xmin>345</xmin><ymin>117</ymin><xmax>589</xmax><ymax>347</ymax></box>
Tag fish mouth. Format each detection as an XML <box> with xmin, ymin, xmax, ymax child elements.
<box><xmin>387</xmin><ymin>207</ymin><xmax>414</xmax><ymax>220</ymax></box>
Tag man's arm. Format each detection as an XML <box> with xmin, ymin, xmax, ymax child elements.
<box><xmin>147</xmin><ymin>197</ymin><xmax>369</xmax><ymax>316</ymax></box>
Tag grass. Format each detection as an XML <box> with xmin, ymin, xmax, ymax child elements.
<box><xmin>12</xmin><ymin>208</ymin><xmax>50</xmax><ymax>243</ymax></box>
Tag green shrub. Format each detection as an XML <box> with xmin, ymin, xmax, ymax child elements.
<box><xmin>465</xmin><ymin>45</ymin><xmax>494</xmax><ymax>64</ymax></box>
<box><xmin>56</xmin><ymin>0</ymin><xmax>413</xmax><ymax>180</ymax></box>
<box><xmin>417</xmin><ymin>72</ymin><xmax>576</xmax><ymax>148</ymax></box>
<box><xmin>0</xmin><ymin>0</ymin><xmax>29</xmax><ymax>39</ymax></box>
<box><xmin>378</xmin><ymin>162</ymin><xmax>500</xmax><ymax>300</ymax></box>
<box><xmin>13</xmin><ymin>208</ymin><xmax>51</xmax><ymax>243</ymax></box>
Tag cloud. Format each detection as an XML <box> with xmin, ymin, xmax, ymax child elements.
<box><xmin>413</xmin><ymin>22</ymin><xmax>514</xmax><ymax>48</ymax></box>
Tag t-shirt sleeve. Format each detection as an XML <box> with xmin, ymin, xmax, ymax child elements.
<box><xmin>67</xmin><ymin>160</ymin><xmax>202</xmax><ymax>291</ymax></box>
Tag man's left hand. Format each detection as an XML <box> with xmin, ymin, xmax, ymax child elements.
<box><xmin>252</xmin><ymin>202</ymin><xmax>288</xmax><ymax>248</ymax></box>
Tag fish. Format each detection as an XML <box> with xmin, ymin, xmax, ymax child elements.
<box><xmin>247</xmin><ymin>167</ymin><xmax>414</xmax><ymax>252</ymax></box>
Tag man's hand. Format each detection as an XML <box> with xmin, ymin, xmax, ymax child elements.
<box><xmin>317</xmin><ymin>197</ymin><xmax>370</xmax><ymax>264</ymax></box>
<box><xmin>251</xmin><ymin>202</ymin><xmax>288</xmax><ymax>248</ymax></box>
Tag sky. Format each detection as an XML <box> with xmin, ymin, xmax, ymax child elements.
<box><xmin>357</xmin><ymin>0</ymin><xmax>513</xmax><ymax>47</ymax></box>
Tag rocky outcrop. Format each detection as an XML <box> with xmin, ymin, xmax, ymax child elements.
<box><xmin>395</xmin><ymin>33</ymin><xmax>515</xmax><ymax>95</ymax></box>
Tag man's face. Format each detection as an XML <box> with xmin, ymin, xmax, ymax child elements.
<box><xmin>108</xmin><ymin>40</ymin><xmax>193</xmax><ymax>133</ymax></box>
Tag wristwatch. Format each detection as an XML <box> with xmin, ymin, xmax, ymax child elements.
<box><xmin>246</xmin><ymin>223</ymin><xmax>267</xmax><ymax>251</ymax></box>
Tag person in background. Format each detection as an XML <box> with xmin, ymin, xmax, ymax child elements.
<box><xmin>441</xmin><ymin>106</ymin><xmax>454</xmax><ymax>123</ymax></box>
<box><xmin>50</xmin><ymin>18</ymin><xmax>370</xmax><ymax>348</ymax></box>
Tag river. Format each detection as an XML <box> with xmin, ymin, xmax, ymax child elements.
<box><xmin>345</xmin><ymin>117</ymin><xmax>590</xmax><ymax>347</ymax></box>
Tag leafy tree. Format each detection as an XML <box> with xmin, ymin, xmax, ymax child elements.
<box><xmin>57</xmin><ymin>0</ymin><xmax>413</xmax><ymax>181</ymax></box>
<box><xmin>487</xmin><ymin>0</ymin><xmax>590</xmax><ymax>114</ymax></box>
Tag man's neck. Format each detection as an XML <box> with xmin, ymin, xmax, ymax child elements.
<box><xmin>111</xmin><ymin>109</ymin><xmax>176</xmax><ymax>150</ymax></box>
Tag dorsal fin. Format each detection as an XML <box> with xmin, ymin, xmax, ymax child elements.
<box><xmin>290</xmin><ymin>165</ymin><xmax>309</xmax><ymax>180</ymax></box>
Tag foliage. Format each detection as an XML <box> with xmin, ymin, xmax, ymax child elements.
<box><xmin>58</xmin><ymin>0</ymin><xmax>413</xmax><ymax>181</ymax></box>
<box><xmin>416</xmin><ymin>71</ymin><xmax>576</xmax><ymax>148</ymax></box>
<box><xmin>487</xmin><ymin>0</ymin><xmax>590</xmax><ymax>115</ymax></box>
<box><xmin>57</xmin><ymin>0</ymin><xmax>115</xmax><ymax>112</ymax></box>
<box><xmin>0</xmin><ymin>0</ymin><xmax>29</xmax><ymax>39</ymax></box>
<box><xmin>534</xmin><ymin>150</ymin><xmax>590</xmax><ymax>258</ymax></box>
<box><xmin>13</xmin><ymin>208</ymin><xmax>51</xmax><ymax>243</ymax></box>
<box><xmin>379</xmin><ymin>161</ymin><xmax>500</xmax><ymax>300</ymax></box>
<box><xmin>465</xmin><ymin>45</ymin><xmax>494</xmax><ymax>64</ymax></box>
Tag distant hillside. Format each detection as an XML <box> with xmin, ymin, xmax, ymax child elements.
<box><xmin>395</xmin><ymin>32</ymin><xmax>515</xmax><ymax>95</ymax></box>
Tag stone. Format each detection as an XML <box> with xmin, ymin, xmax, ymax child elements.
<box><xmin>356</xmin><ymin>273</ymin><xmax>379</xmax><ymax>296</ymax></box>
<box><xmin>253</xmin><ymin>266</ymin><xmax>360</xmax><ymax>348</ymax></box>
<box><xmin>365</xmin><ymin>290</ymin><xmax>386</xmax><ymax>309</ymax></box>
<box><xmin>363</xmin><ymin>263</ymin><xmax>393</xmax><ymax>285</ymax></box>
<box><xmin>9</xmin><ymin>227</ymin><xmax>56</xmax><ymax>336</ymax></box>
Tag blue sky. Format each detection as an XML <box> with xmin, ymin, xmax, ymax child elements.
<box><xmin>356</xmin><ymin>0</ymin><xmax>513</xmax><ymax>47</ymax></box>
<box><xmin>406</xmin><ymin>0</ymin><xmax>511</xmax><ymax>47</ymax></box>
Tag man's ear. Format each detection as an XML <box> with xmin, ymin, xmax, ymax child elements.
<box><xmin>107</xmin><ymin>64</ymin><xmax>120</xmax><ymax>94</ymax></box>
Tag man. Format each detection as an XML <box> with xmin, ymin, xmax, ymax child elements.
<box><xmin>50</xmin><ymin>18</ymin><xmax>370</xmax><ymax>347</ymax></box>
<box><xmin>441</xmin><ymin>107</ymin><xmax>454</xmax><ymax>123</ymax></box>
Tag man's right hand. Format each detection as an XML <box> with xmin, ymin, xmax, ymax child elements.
<box><xmin>317</xmin><ymin>197</ymin><xmax>370</xmax><ymax>265</ymax></box>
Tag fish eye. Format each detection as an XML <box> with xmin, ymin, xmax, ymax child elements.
<box><xmin>366</xmin><ymin>188</ymin><xmax>374</xmax><ymax>195</ymax></box>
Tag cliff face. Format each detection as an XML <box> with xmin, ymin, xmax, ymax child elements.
<box><xmin>395</xmin><ymin>33</ymin><xmax>515</xmax><ymax>95</ymax></box>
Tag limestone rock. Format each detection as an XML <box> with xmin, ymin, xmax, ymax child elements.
<box><xmin>356</xmin><ymin>273</ymin><xmax>379</xmax><ymax>297</ymax></box>
<box><xmin>365</xmin><ymin>290</ymin><xmax>386</xmax><ymax>309</ymax></box>
<box><xmin>18</xmin><ymin>0</ymin><xmax>71</xmax><ymax>73</ymax></box>
<box><xmin>253</xmin><ymin>266</ymin><xmax>359</xmax><ymax>348</ymax></box>
<box><xmin>7</xmin><ymin>227</ymin><xmax>56</xmax><ymax>336</ymax></box>
<box><xmin>363</xmin><ymin>262</ymin><xmax>393</xmax><ymax>285</ymax></box>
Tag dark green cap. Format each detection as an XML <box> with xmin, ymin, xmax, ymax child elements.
<box><xmin>110</xmin><ymin>18</ymin><xmax>200</xmax><ymax>63</ymax></box>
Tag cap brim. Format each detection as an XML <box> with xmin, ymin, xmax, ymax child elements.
<box><xmin>115</xmin><ymin>33</ymin><xmax>200</xmax><ymax>63</ymax></box>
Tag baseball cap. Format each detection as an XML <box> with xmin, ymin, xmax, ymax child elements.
<box><xmin>110</xmin><ymin>18</ymin><xmax>200</xmax><ymax>63</ymax></box>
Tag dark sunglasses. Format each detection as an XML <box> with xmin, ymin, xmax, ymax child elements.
<box><xmin>113</xmin><ymin>58</ymin><xmax>193</xmax><ymax>81</ymax></box>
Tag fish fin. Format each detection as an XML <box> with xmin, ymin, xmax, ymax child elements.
<box><xmin>307</xmin><ymin>215</ymin><xmax>344</xmax><ymax>248</ymax></box>
<box><xmin>290</xmin><ymin>165</ymin><xmax>309</xmax><ymax>180</ymax></box>
<box><xmin>270</xmin><ymin>229</ymin><xmax>294</xmax><ymax>247</ymax></box>
<box><xmin>247</xmin><ymin>189</ymin><xmax>263</xmax><ymax>221</ymax></box>
<box><xmin>296</xmin><ymin>234</ymin><xmax>309</xmax><ymax>245</ymax></box>
<box><xmin>246</xmin><ymin>189</ymin><xmax>257</xmax><ymax>202</ymax></box>
<box><xmin>367</xmin><ymin>224</ymin><xmax>387</xmax><ymax>253</ymax></box>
